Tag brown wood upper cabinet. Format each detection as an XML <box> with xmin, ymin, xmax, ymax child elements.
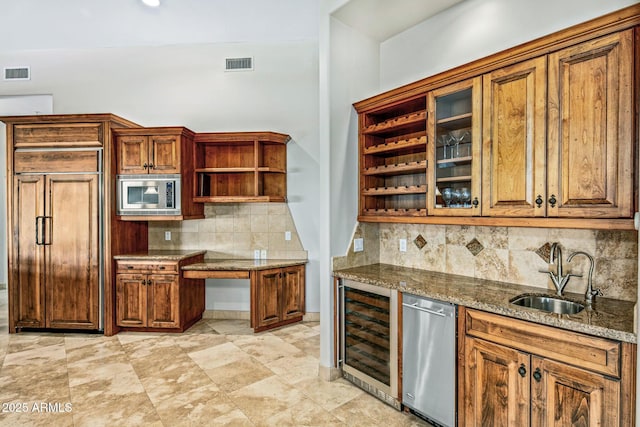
<box><xmin>482</xmin><ymin>56</ymin><xmax>547</xmax><ymax>217</ymax></box>
<box><xmin>547</xmin><ymin>30</ymin><xmax>634</xmax><ymax>218</ymax></box>
<box><xmin>484</xmin><ymin>30</ymin><xmax>634</xmax><ymax>219</ymax></box>
<box><xmin>355</xmin><ymin>12</ymin><xmax>637</xmax><ymax>228</ymax></box>
<box><xmin>428</xmin><ymin>77</ymin><xmax>482</xmax><ymax>216</ymax></box>
<box><xmin>115</xmin><ymin>127</ymin><xmax>194</xmax><ymax>175</ymax></box>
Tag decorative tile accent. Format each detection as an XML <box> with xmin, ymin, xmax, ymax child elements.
<box><xmin>536</xmin><ymin>242</ymin><xmax>552</xmax><ymax>262</ymax></box>
<box><xmin>413</xmin><ymin>234</ymin><xmax>426</xmax><ymax>250</ymax></box>
<box><xmin>466</xmin><ymin>238</ymin><xmax>484</xmax><ymax>256</ymax></box>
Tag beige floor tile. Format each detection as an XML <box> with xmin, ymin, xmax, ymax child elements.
<box><xmin>188</xmin><ymin>341</ymin><xmax>248</xmax><ymax>370</ymax></box>
<box><xmin>295</xmin><ymin>377</ymin><xmax>365</xmax><ymax>411</ymax></box>
<box><xmin>207</xmin><ymin>319</ymin><xmax>255</xmax><ymax>335</ymax></box>
<box><xmin>232</xmin><ymin>334</ymin><xmax>303</xmax><ymax>364</ymax></box>
<box><xmin>172</xmin><ymin>332</ymin><xmax>228</xmax><ymax>353</ymax></box>
<box><xmin>265</xmin><ymin>352</ymin><xmax>319</xmax><ymax>385</ymax></box>
<box><xmin>70</xmin><ymin>394</ymin><xmax>162</xmax><ymax>427</ymax></box>
<box><xmin>229</xmin><ymin>376</ymin><xmax>304</xmax><ymax>422</ymax></box>
<box><xmin>332</xmin><ymin>392</ymin><xmax>430</xmax><ymax>426</ymax></box>
<box><xmin>0</xmin><ymin>410</ymin><xmax>74</xmax><ymax>427</ymax></box>
<box><xmin>205</xmin><ymin>356</ymin><xmax>275</xmax><ymax>392</ymax></box>
<box><xmin>291</xmin><ymin>334</ymin><xmax>320</xmax><ymax>358</ymax></box>
<box><xmin>153</xmin><ymin>385</ymin><xmax>240</xmax><ymax>426</ymax></box>
<box><xmin>258</xmin><ymin>397</ymin><xmax>345</xmax><ymax>427</ymax></box>
<box><xmin>269</xmin><ymin>323</ymin><xmax>320</xmax><ymax>343</ymax></box>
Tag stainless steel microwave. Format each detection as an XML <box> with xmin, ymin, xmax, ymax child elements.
<box><xmin>117</xmin><ymin>174</ymin><xmax>181</xmax><ymax>216</ymax></box>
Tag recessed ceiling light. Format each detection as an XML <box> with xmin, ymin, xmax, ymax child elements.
<box><xmin>141</xmin><ymin>0</ymin><xmax>160</xmax><ymax>7</ymax></box>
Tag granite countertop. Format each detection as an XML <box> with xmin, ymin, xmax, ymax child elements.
<box><xmin>183</xmin><ymin>258</ymin><xmax>308</xmax><ymax>271</ymax></box>
<box><xmin>114</xmin><ymin>250</ymin><xmax>207</xmax><ymax>261</ymax></box>
<box><xmin>334</xmin><ymin>263</ymin><xmax>636</xmax><ymax>344</ymax></box>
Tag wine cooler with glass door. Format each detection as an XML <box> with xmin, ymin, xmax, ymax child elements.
<box><xmin>337</xmin><ymin>279</ymin><xmax>400</xmax><ymax>409</ymax></box>
<box><xmin>427</xmin><ymin>77</ymin><xmax>482</xmax><ymax>216</ymax></box>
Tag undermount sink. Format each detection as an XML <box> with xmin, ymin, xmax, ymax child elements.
<box><xmin>510</xmin><ymin>294</ymin><xmax>585</xmax><ymax>315</ymax></box>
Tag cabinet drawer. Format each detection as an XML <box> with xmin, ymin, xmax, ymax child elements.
<box><xmin>13</xmin><ymin>123</ymin><xmax>103</xmax><ymax>148</ymax></box>
<box><xmin>116</xmin><ymin>260</ymin><xmax>179</xmax><ymax>274</ymax></box>
<box><xmin>465</xmin><ymin>309</ymin><xmax>621</xmax><ymax>378</ymax></box>
<box><xmin>14</xmin><ymin>150</ymin><xmax>100</xmax><ymax>173</ymax></box>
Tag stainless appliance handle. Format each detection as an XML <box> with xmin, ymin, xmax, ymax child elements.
<box><xmin>402</xmin><ymin>302</ymin><xmax>446</xmax><ymax>317</ymax></box>
<box><xmin>337</xmin><ymin>280</ymin><xmax>344</xmax><ymax>365</ymax></box>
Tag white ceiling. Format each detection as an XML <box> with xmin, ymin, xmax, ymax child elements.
<box><xmin>331</xmin><ymin>0</ymin><xmax>465</xmax><ymax>42</ymax></box>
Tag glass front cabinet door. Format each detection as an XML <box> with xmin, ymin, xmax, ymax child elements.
<box><xmin>427</xmin><ymin>77</ymin><xmax>482</xmax><ymax>216</ymax></box>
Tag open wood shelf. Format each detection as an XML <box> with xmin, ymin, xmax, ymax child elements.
<box><xmin>360</xmin><ymin>96</ymin><xmax>428</xmax><ymax>216</ymax></box>
<box><xmin>361</xmin><ymin>208</ymin><xmax>426</xmax><ymax>217</ymax></box>
<box><xmin>362</xmin><ymin>110</ymin><xmax>427</xmax><ymax>135</ymax></box>
<box><xmin>362</xmin><ymin>184</ymin><xmax>427</xmax><ymax>196</ymax></box>
<box><xmin>193</xmin><ymin>132</ymin><xmax>289</xmax><ymax>203</ymax></box>
<box><xmin>364</xmin><ymin>135</ymin><xmax>427</xmax><ymax>155</ymax></box>
<box><xmin>363</xmin><ymin>160</ymin><xmax>427</xmax><ymax>176</ymax></box>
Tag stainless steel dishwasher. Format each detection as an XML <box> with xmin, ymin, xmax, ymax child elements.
<box><xmin>402</xmin><ymin>293</ymin><xmax>456</xmax><ymax>427</ymax></box>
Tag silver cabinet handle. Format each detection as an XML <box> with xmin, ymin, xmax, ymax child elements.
<box><xmin>402</xmin><ymin>302</ymin><xmax>446</xmax><ymax>317</ymax></box>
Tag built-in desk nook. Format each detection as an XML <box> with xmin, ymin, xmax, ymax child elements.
<box><xmin>115</xmin><ymin>252</ymin><xmax>307</xmax><ymax>333</ymax></box>
<box><xmin>182</xmin><ymin>259</ymin><xmax>307</xmax><ymax>332</ymax></box>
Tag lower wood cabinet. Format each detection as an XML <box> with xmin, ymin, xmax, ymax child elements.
<box><xmin>461</xmin><ymin>308</ymin><xmax>635</xmax><ymax>427</ymax></box>
<box><xmin>115</xmin><ymin>256</ymin><xmax>204</xmax><ymax>332</ymax></box>
<box><xmin>251</xmin><ymin>265</ymin><xmax>305</xmax><ymax>332</ymax></box>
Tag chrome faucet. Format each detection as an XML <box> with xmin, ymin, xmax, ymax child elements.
<box><xmin>540</xmin><ymin>243</ymin><xmax>581</xmax><ymax>296</ymax></box>
<box><xmin>567</xmin><ymin>251</ymin><xmax>602</xmax><ymax>304</ymax></box>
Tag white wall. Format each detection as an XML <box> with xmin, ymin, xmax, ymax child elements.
<box><xmin>0</xmin><ymin>40</ymin><xmax>320</xmax><ymax>310</ymax></box>
<box><xmin>329</xmin><ymin>17</ymin><xmax>379</xmax><ymax>257</ymax></box>
<box><xmin>380</xmin><ymin>0</ymin><xmax>640</xmax><ymax>90</ymax></box>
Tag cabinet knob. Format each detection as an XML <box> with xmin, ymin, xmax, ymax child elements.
<box><xmin>535</xmin><ymin>195</ymin><xmax>543</xmax><ymax>208</ymax></box>
<box><xmin>143</xmin><ymin>163</ymin><xmax>148</xmax><ymax>169</ymax></box>
<box><xmin>533</xmin><ymin>368</ymin><xmax>542</xmax><ymax>382</ymax></box>
<box><xmin>548</xmin><ymin>194</ymin><xmax>557</xmax><ymax>208</ymax></box>
<box><xmin>146</xmin><ymin>279</ymin><xmax>153</xmax><ymax>286</ymax></box>
<box><xmin>472</xmin><ymin>197</ymin><xmax>479</xmax><ymax>208</ymax></box>
<box><xmin>149</xmin><ymin>163</ymin><xmax>155</xmax><ymax>169</ymax></box>
<box><xmin>518</xmin><ymin>364</ymin><xmax>527</xmax><ymax>378</ymax></box>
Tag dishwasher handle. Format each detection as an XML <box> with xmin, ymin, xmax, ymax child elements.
<box><xmin>402</xmin><ymin>302</ymin><xmax>449</xmax><ymax>317</ymax></box>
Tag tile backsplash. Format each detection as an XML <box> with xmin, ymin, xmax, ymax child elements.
<box><xmin>333</xmin><ymin>223</ymin><xmax>638</xmax><ymax>302</ymax></box>
<box><xmin>149</xmin><ymin>203</ymin><xmax>307</xmax><ymax>260</ymax></box>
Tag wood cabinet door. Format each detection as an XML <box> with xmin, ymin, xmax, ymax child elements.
<box><xmin>117</xmin><ymin>135</ymin><xmax>149</xmax><ymax>174</ymax></box>
<box><xmin>116</xmin><ymin>274</ymin><xmax>147</xmax><ymax>327</ymax></box>
<box><xmin>427</xmin><ymin>76</ymin><xmax>483</xmax><ymax>216</ymax></box>
<box><xmin>281</xmin><ymin>265</ymin><xmax>305</xmax><ymax>321</ymax></box>
<box><xmin>530</xmin><ymin>356</ymin><xmax>620</xmax><ymax>427</ymax></box>
<box><xmin>464</xmin><ymin>336</ymin><xmax>530</xmax><ymax>427</ymax></box>
<box><xmin>147</xmin><ymin>274</ymin><xmax>180</xmax><ymax>328</ymax></box>
<box><xmin>254</xmin><ymin>268</ymin><xmax>282</xmax><ymax>329</ymax></box>
<box><xmin>149</xmin><ymin>134</ymin><xmax>180</xmax><ymax>174</ymax></box>
<box><xmin>45</xmin><ymin>174</ymin><xmax>99</xmax><ymax>329</ymax></box>
<box><xmin>482</xmin><ymin>57</ymin><xmax>547</xmax><ymax>217</ymax></box>
<box><xmin>12</xmin><ymin>175</ymin><xmax>46</xmax><ymax>328</ymax></box>
<box><xmin>547</xmin><ymin>30</ymin><xmax>634</xmax><ymax>218</ymax></box>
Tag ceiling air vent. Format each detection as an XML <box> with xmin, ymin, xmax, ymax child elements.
<box><xmin>4</xmin><ymin>66</ymin><xmax>31</xmax><ymax>81</ymax></box>
<box><xmin>225</xmin><ymin>57</ymin><xmax>253</xmax><ymax>72</ymax></box>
